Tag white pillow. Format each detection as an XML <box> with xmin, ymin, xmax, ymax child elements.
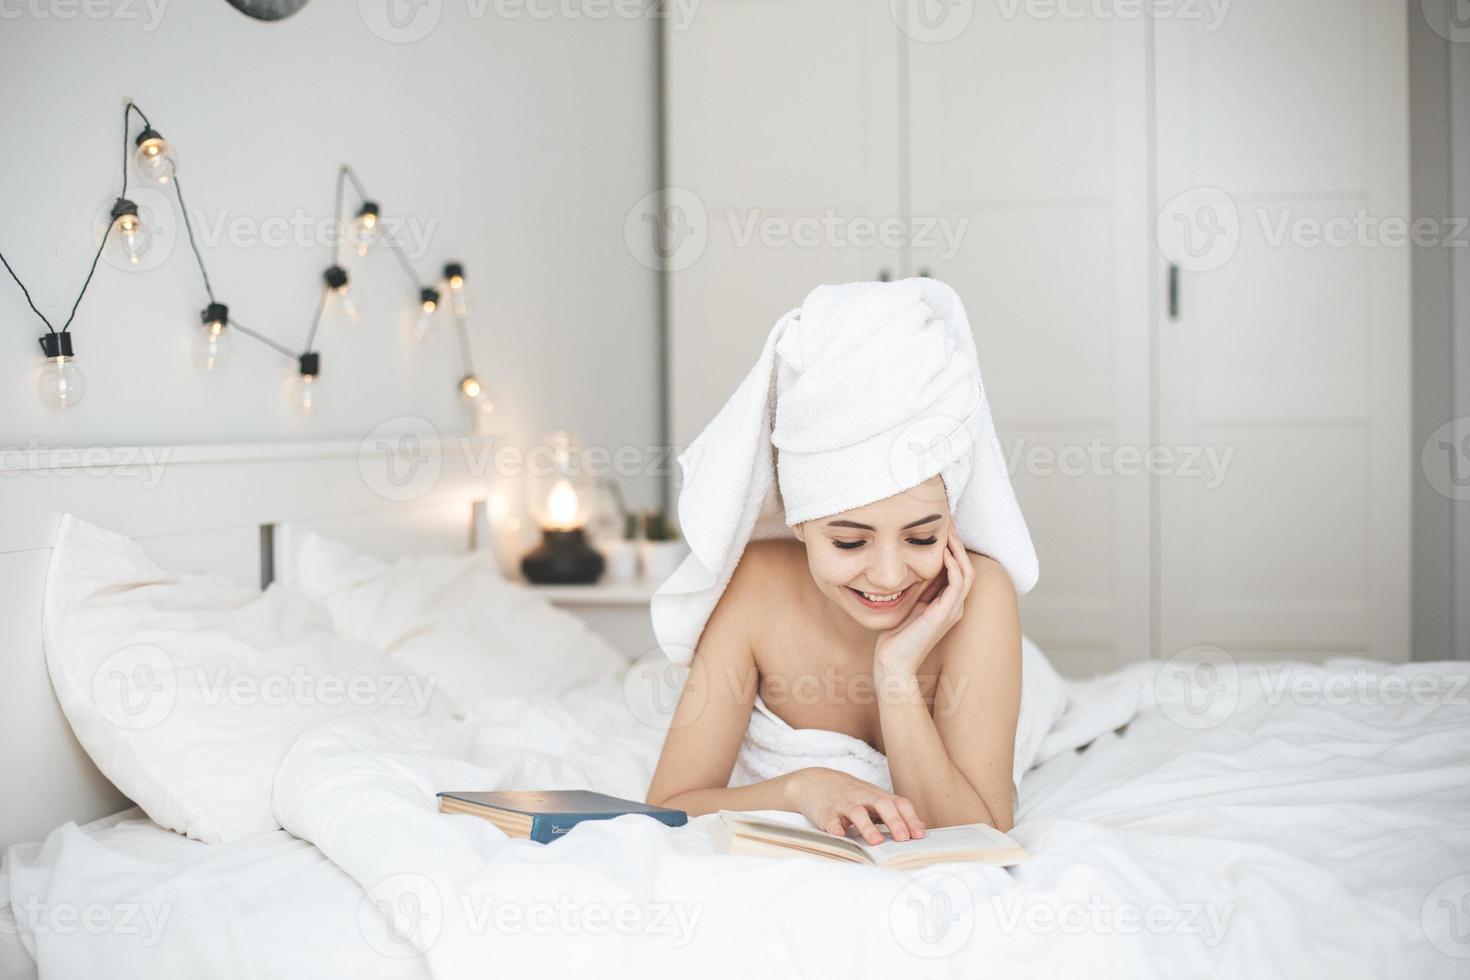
<box><xmin>291</xmin><ymin>534</ymin><xmax>626</xmax><ymax>710</ymax></box>
<box><xmin>42</xmin><ymin>516</ymin><xmax>456</xmax><ymax>844</ymax></box>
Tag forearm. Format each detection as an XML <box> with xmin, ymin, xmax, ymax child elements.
<box><xmin>650</xmin><ymin>771</ymin><xmax>800</xmax><ymax>817</ymax></box>
<box><xmin>876</xmin><ymin>672</ymin><xmax>999</xmax><ymax>829</ymax></box>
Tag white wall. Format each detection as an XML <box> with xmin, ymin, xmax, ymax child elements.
<box><xmin>0</xmin><ymin>0</ymin><xmax>661</xmax><ymax>509</ymax></box>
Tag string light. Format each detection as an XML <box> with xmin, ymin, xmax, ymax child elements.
<box><xmin>37</xmin><ymin>332</ymin><xmax>85</xmax><ymax>408</ymax></box>
<box><xmin>294</xmin><ymin>352</ymin><xmax>322</xmax><ymax>414</ymax></box>
<box><xmin>444</xmin><ymin>261</ymin><xmax>468</xmax><ymax>316</ymax></box>
<box><xmin>194</xmin><ymin>302</ymin><xmax>231</xmax><ymax>373</ymax></box>
<box><xmin>108</xmin><ymin>198</ymin><xmax>152</xmax><ymax>265</ymax></box>
<box><xmin>133</xmin><ymin>127</ymin><xmax>177</xmax><ymax>184</ymax></box>
<box><xmin>1</xmin><ymin>100</ymin><xmax>488</xmax><ymax>416</ymax></box>
<box><xmin>322</xmin><ymin>265</ymin><xmax>362</xmax><ymax>322</ymax></box>
<box><xmin>349</xmin><ymin>201</ymin><xmax>380</xmax><ymax>256</ymax></box>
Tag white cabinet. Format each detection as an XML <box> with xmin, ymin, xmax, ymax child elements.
<box><xmin>666</xmin><ymin>1</ymin><xmax>1411</xmax><ymax>670</ymax></box>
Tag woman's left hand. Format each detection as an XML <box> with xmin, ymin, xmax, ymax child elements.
<box><xmin>873</xmin><ymin>524</ymin><xmax>975</xmax><ymax>680</ymax></box>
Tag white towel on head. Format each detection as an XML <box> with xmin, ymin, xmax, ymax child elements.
<box><xmin>651</xmin><ymin>277</ymin><xmax>1038</xmax><ymax>666</ymax></box>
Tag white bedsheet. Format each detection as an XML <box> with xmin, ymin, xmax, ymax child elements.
<box><xmin>270</xmin><ymin>659</ymin><xmax>1470</xmax><ymax>979</ymax></box>
<box><xmin>1</xmin><ymin>808</ymin><xmax>428</xmax><ymax>980</ymax></box>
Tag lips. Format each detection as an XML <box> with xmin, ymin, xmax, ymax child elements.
<box><xmin>847</xmin><ymin>585</ymin><xmax>910</xmax><ymax>609</ymax></box>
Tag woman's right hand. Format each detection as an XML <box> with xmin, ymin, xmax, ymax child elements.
<box><xmin>783</xmin><ymin>767</ymin><xmax>926</xmax><ymax>844</ymax></box>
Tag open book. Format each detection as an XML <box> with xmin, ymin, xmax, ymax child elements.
<box><xmin>713</xmin><ymin>811</ymin><xmax>1028</xmax><ymax>870</ymax></box>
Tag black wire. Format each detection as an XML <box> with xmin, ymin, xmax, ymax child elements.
<box><xmin>302</xmin><ymin>285</ymin><xmax>329</xmax><ymax>353</ymax></box>
<box><xmin>171</xmin><ymin>175</ymin><xmax>215</xmax><ymax>303</ymax></box>
<box><xmin>228</xmin><ymin>317</ymin><xmax>299</xmax><ymax>360</ymax></box>
<box><xmin>332</xmin><ymin>166</ymin><xmax>348</xmax><ymax>269</ymax></box>
<box><xmin>0</xmin><ymin>247</ymin><xmax>56</xmax><ymax>332</ymax></box>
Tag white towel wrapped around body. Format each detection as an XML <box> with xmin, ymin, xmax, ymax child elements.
<box><xmin>651</xmin><ymin>279</ymin><xmax>1094</xmax><ymax>786</ymax></box>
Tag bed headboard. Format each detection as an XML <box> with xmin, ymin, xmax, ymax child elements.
<box><xmin>0</xmin><ymin>437</ymin><xmax>492</xmax><ymax>851</ymax></box>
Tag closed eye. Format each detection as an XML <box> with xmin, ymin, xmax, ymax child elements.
<box><xmin>832</xmin><ymin>540</ymin><xmax>865</xmax><ymax>550</ymax></box>
<box><xmin>907</xmin><ymin>536</ymin><xmax>938</xmax><ymax>546</ymax></box>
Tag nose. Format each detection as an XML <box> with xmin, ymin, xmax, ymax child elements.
<box><xmin>865</xmin><ymin>544</ymin><xmax>908</xmax><ymax>592</ymax></box>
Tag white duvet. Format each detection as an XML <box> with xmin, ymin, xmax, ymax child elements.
<box><xmin>10</xmin><ymin>657</ymin><xmax>1470</xmax><ymax>979</ymax></box>
<box><xmin>262</xmin><ymin>658</ymin><xmax>1470</xmax><ymax>980</ymax></box>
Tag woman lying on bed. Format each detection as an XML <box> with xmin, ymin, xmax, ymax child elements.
<box><xmin>647</xmin><ymin>278</ymin><xmax>1039</xmax><ymax>846</ymax></box>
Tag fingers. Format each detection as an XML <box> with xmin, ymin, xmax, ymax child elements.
<box><xmin>844</xmin><ymin>804</ymin><xmax>884</xmax><ymax>845</ymax></box>
<box><xmin>870</xmin><ymin>797</ymin><xmax>913</xmax><ymax>842</ymax></box>
<box><xmin>892</xmin><ymin>796</ymin><xmax>927</xmax><ymax>839</ymax></box>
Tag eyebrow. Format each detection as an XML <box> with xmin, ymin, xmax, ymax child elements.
<box><xmin>825</xmin><ymin>514</ymin><xmax>942</xmax><ymax>532</ymax></box>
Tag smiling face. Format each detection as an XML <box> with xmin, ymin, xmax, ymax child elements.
<box><xmin>792</xmin><ymin>475</ymin><xmax>952</xmax><ymax>632</ymax></box>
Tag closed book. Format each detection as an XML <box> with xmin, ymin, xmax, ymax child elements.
<box><xmin>437</xmin><ymin>790</ymin><xmax>688</xmax><ymax>843</ymax></box>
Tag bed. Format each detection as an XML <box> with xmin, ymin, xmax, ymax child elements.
<box><xmin>3</xmin><ymin>440</ymin><xmax>1468</xmax><ymax>979</ymax></box>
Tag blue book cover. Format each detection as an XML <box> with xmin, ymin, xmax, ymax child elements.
<box><xmin>437</xmin><ymin>790</ymin><xmax>688</xmax><ymax>844</ymax></box>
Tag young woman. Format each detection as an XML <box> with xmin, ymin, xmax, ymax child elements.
<box><xmin>646</xmin><ymin>279</ymin><xmax>1034</xmax><ymax>847</ymax></box>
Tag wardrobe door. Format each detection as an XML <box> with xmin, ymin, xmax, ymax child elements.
<box><xmin>664</xmin><ymin>0</ymin><xmax>902</xmax><ymax>450</ymax></box>
<box><xmin>1153</xmin><ymin>0</ymin><xmax>1411</xmax><ymax>662</ymax></box>
<box><xmin>907</xmin><ymin>16</ymin><xmax>1153</xmax><ymax>675</ymax></box>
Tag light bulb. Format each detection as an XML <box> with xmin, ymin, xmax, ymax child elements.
<box><xmin>413</xmin><ymin>287</ymin><xmax>440</xmax><ymax>343</ymax></box>
<box><xmin>460</xmin><ymin>374</ymin><xmax>482</xmax><ymax>399</ymax></box>
<box><xmin>109</xmin><ymin>198</ymin><xmax>152</xmax><ymax>265</ymax></box>
<box><xmin>133</xmin><ymin>128</ymin><xmax>178</xmax><ymax>183</ymax></box>
<box><xmin>194</xmin><ymin>303</ymin><xmax>231</xmax><ymax>372</ymax></box>
<box><xmin>444</xmin><ymin>262</ymin><xmax>468</xmax><ymax>317</ymax></box>
<box><xmin>36</xmin><ymin>333</ymin><xmax>85</xmax><ymax>409</ymax></box>
<box><xmin>546</xmin><ymin>478</ymin><xmax>580</xmax><ymax>530</ymax></box>
<box><xmin>349</xmin><ymin>202</ymin><xmax>380</xmax><ymax>256</ymax></box>
<box><xmin>323</xmin><ymin>266</ymin><xmax>362</xmax><ymax>322</ymax></box>
<box><xmin>293</xmin><ymin>352</ymin><xmax>321</xmax><ymax>415</ymax></box>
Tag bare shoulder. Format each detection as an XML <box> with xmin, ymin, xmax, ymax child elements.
<box><xmin>938</xmin><ymin>550</ymin><xmax>1021</xmax><ymax>666</ymax></box>
<box><xmin>708</xmin><ymin>538</ymin><xmax>804</xmax><ymax>634</ymax></box>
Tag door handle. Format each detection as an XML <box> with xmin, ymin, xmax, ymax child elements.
<box><xmin>878</xmin><ymin>269</ymin><xmax>892</xmax><ymax>282</ymax></box>
<box><xmin>1168</xmin><ymin>264</ymin><xmax>1180</xmax><ymax>319</ymax></box>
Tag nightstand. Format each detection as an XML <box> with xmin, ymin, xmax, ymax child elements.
<box><xmin>526</xmin><ymin>580</ymin><xmax>660</xmax><ymax>661</ymax></box>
